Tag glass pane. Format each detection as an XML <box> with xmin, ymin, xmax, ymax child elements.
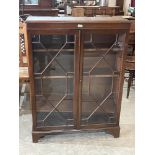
<box><xmin>32</xmin><ymin>34</ymin><xmax>75</xmax><ymax>127</ymax></box>
<box><xmin>81</xmin><ymin>76</ymin><xmax>118</xmax><ymax>125</ymax></box>
<box><xmin>81</xmin><ymin>32</ymin><xmax>125</xmax><ymax>125</ymax></box>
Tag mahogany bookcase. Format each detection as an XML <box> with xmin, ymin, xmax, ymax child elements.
<box><xmin>24</xmin><ymin>16</ymin><xmax>130</xmax><ymax>142</ymax></box>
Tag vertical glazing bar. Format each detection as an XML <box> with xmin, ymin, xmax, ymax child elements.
<box><xmin>66</xmin><ymin>73</ymin><xmax>68</xmax><ymax>95</ymax></box>
<box><xmin>40</xmin><ymin>76</ymin><xmax>43</xmax><ymax>95</ymax></box>
<box><xmin>88</xmin><ymin>73</ymin><xmax>91</xmax><ymax>96</ymax></box>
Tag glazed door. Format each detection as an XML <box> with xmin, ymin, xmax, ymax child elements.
<box><xmin>79</xmin><ymin>30</ymin><xmax>126</xmax><ymax>128</ymax></box>
<box><xmin>30</xmin><ymin>30</ymin><xmax>79</xmax><ymax>130</ymax></box>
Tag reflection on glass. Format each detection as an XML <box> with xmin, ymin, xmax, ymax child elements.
<box><xmin>80</xmin><ymin>32</ymin><xmax>124</xmax><ymax>125</ymax></box>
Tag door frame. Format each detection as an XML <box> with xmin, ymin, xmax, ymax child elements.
<box><xmin>26</xmin><ymin>29</ymin><xmax>81</xmax><ymax>131</ymax></box>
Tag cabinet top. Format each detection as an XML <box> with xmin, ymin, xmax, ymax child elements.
<box><xmin>25</xmin><ymin>16</ymin><xmax>130</xmax><ymax>24</ymax></box>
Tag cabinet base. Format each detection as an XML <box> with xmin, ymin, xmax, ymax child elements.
<box><xmin>32</xmin><ymin>126</ymin><xmax>120</xmax><ymax>143</ymax></box>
